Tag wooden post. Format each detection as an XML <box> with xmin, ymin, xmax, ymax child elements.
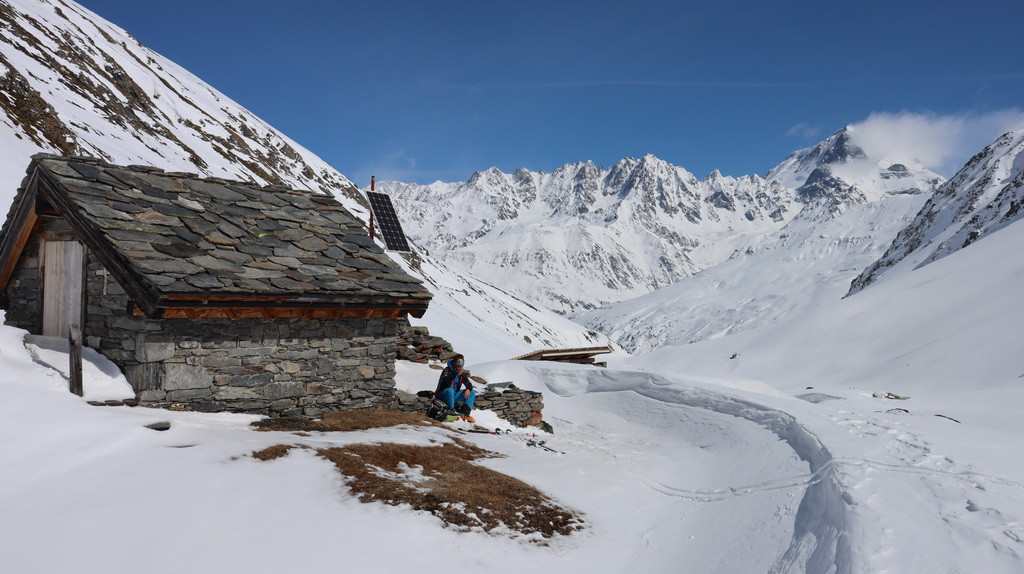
<box><xmin>68</xmin><ymin>324</ymin><xmax>83</xmax><ymax>396</ymax></box>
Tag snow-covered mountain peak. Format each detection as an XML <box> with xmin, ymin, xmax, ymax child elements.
<box><xmin>767</xmin><ymin>127</ymin><xmax>944</xmax><ymax>206</ymax></box>
<box><xmin>849</xmin><ymin>128</ymin><xmax>1024</xmax><ymax>294</ymax></box>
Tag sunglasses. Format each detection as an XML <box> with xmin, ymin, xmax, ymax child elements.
<box><xmin>455</xmin><ymin>361</ymin><xmax>465</xmax><ymax>365</ymax></box>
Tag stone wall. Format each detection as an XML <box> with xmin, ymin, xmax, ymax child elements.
<box><xmin>396</xmin><ymin>322</ymin><xmax>456</xmax><ymax>363</ymax></box>
<box><xmin>0</xmin><ymin>214</ymin><xmax>50</xmax><ymax>332</ymax></box>
<box><xmin>84</xmin><ymin>256</ymin><xmax>399</xmax><ymax>416</ymax></box>
<box><xmin>1</xmin><ymin>240</ymin><xmax>40</xmax><ymax>332</ymax></box>
<box><xmin>387</xmin><ymin>383</ymin><xmax>545</xmax><ymax>428</ymax></box>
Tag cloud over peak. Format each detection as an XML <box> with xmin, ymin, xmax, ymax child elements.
<box><xmin>846</xmin><ymin>109</ymin><xmax>1024</xmax><ymax>176</ymax></box>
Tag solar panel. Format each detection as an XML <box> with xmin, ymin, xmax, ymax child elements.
<box><xmin>366</xmin><ymin>190</ymin><xmax>412</xmax><ymax>252</ymax></box>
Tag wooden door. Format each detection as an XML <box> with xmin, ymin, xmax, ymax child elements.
<box><xmin>41</xmin><ymin>240</ymin><xmax>85</xmax><ymax>337</ymax></box>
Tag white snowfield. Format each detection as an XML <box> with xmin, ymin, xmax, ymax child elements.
<box><xmin>2</xmin><ymin>215</ymin><xmax>1022</xmax><ymax>574</ymax></box>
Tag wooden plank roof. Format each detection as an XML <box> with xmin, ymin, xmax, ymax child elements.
<box><xmin>510</xmin><ymin>345</ymin><xmax>613</xmax><ymax>362</ymax></box>
<box><xmin>0</xmin><ymin>155</ymin><xmax>432</xmax><ymax>319</ymax></box>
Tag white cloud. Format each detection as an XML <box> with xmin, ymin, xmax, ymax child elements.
<box><xmin>787</xmin><ymin>122</ymin><xmax>822</xmax><ymax>140</ymax></box>
<box><xmin>846</xmin><ymin>109</ymin><xmax>1024</xmax><ymax>176</ymax></box>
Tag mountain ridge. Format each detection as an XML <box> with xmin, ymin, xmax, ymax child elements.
<box><xmin>380</xmin><ymin>131</ymin><xmax>943</xmax><ymax>316</ymax></box>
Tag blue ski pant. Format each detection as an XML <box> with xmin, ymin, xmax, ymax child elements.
<box><xmin>438</xmin><ymin>388</ymin><xmax>476</xmax><ymax>411</ymax></box>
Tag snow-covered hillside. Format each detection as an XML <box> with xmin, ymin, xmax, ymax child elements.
<box><xmin>849</xmin><ymin>128</ymin><xmax>1024</xmax><ymax>294</ymax></box>
<box><xmin>0</xmin><ymin>0</ymin><xmax>606</xmax><ymax>353</ymax></box>
<box><xmin>0</xmin><ymin>0</ymin><xmax>353</xmax><ymax>203</ymax></box>
<box><xmin>578</xmin><ymin>191</ymin><xmax>928</xmax><ymax>353</ymax></box>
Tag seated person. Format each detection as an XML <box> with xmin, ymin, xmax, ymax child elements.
<box><xmin>434</xmin><ymin>354</ymin><xmax>476</xmax><ymax>421</ymax></box>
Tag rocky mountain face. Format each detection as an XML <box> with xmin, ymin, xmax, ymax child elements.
<box><xmin>849</xmin><ymin>129</ymin><xmax>1024</xmax><ymax>295</ymax></box>
<box><xmin>381</xmin><ymin>156</ymin><xmax>796</xmax><ymax>314</ymax></box>
<box><xmin>382</xmin><ymin>128</ymin><xmax>943</xmax><ymax>316</ymax></box>
<box><xmin>0</xmin><ymin>0</ymin><xmax>608</xmax><ymax>356</ymax></box>
<box><xmin>0</xmin><ymin>0</ymin><xmax>355</xmax><ymax>203</ymax></box>
<box><xmin>768</xmin><ymin>127</ymin><xmax>944</xmax><ymax>212</ymax></box>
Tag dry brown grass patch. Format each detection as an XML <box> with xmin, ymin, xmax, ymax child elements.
<box><xmin>313</xmin><ymin>409</ymin><xmax>436</xmax><ymax>432</ymax></box>
<box><xmin>317</xmin><ymin>441</ymin><xmax>584</xmax><ymax>540</ymax></box>
<box><xmin>251</xmin><ymin>444</ymin><xmax>297</xmax><ymax>461</ymax></box>
<box><xmin>249</xmin><ymin>410</ymin><xmax>584</xmax><ymax>540</ymax></box>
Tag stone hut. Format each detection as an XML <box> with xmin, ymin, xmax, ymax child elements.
<box><xmin>0</xmin><ymin>155</ymin><xmax>432</xmax><ymax>416</ymax></box>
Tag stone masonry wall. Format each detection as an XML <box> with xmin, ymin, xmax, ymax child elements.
<box><xmin>82</xmin><ymin>255</ymin><xmax>399</xmax><ymax>416</ymax></box>
<box><xmin>1</xmin><ymin>237</ymin><xmax>400</xmax><ymax>417</ymax></box>
<box><xmin>396</xmin><ymin>322</ymin><xmax>456</xmax><ymax>363</ymax></box>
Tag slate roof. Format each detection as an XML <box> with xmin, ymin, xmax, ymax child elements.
<box><xmin>0</xmin><ymin>155</ymin><xmax>431</xmax><ymax>318</ymax></box>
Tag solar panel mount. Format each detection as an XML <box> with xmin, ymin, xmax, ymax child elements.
<box><xmin>366</xmin><ymin>190</ymin><xmax>412</xmax><ymax>253</ymax></box>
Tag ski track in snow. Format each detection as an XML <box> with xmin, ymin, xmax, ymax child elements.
<box><xmin>534</xmin><ymin>365</ymin><xmax>1024</xmax><ymax>573</ymax></box>
<box><xmin>536</xmin><ymin>366</ymin><xmax>852</xmax><ymax>574</ymax></box>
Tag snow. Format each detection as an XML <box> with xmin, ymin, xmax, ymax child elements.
<box><xmin>3</xmin><ymin>220</ymin><xmax>1024</xmax><ymax>573</ymax></box>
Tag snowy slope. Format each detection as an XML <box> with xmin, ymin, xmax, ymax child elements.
<box><xmin>578</xmin><ymin>192</ymin><xmax>928</xmax><ymax>353</ymax></box>
<box><xmin>620</xmin><ymin>216</ymin><xmax>1024</xmax><ymax>572</ymax></box>
<box><xmin>0</xmin><ymin>0</ymin><xmax>606</xmax><ymax>354</ymax></box>
<box><xmin>850</xmin><ymin>128</ymin><xmax>1024</xmax><ymax>294</ymax></box>
<box><xmin>0</xmin><ymin>0</ymin><xmax>354</xmax><ymax>204</ymax></box>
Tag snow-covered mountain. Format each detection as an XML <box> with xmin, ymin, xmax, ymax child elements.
<box><xmin>767</xmin><ymin>126</ymin><xmax>944</xmax><ymax>205</ymax></box>
<box><xmin>0</xmin><ymin>0</ymin><xmax>607</xmax><ymax>357</ymax></box>
<box><xmin>575</xmin><ymin>127</ymin><xmax>948</xmax><ymax>352</ymax></box>
<box><xmin>577</xmin><ymin>191</ymin><xmax>928</xmax><ymax>353</ymax></box>
<box><xmin>381</xmin><ymin>127</ymin><xmax>942</xmax><ymax>316</ymax></box>
<box><xmin>849</xmin><ymin>128</ymin><xmax>1024</xmax><ymax>294</ymax></box>
<box><xmin>381</xmin><ymin>157</ymin><xmax>794</xmax><ymax>314</ymax></box>
<box><xmin>0</xmin><ymin>0</ymin><xmax>354</xmax><ymax>202</ymax></box>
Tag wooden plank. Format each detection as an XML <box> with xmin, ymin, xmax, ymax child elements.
<box><xmin>68</xmin><ymin>324</ymin><xmax>83</xmax><ymax>396</ymax></box>
<box><xmin>41</xmin><ymin>240</ymin><xmax>84</xmax><ymax>337</ymax></box>
<box><xmin>155</xmin><ymin>306</ymin><xmax>405</xmax><ymax>320</ymax></box>
<box><xmin>0</xmin><ymin>175</ymin><xmax>40</xmax><ymax>291</ymax></box>
<box><xmin>24</xmin><ymin>334</ymin><xmax>69</xmax><ymax>352</ymax></box>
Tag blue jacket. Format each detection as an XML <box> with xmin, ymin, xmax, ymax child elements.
<box><xmin>435</xmin><ymin>359</ymin><xmax>473</xmax><ymax>396</ymax></box>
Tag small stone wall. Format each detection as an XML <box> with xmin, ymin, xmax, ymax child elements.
<box><xmin>396</xmin><ymin>322</ymin><xmax>456</xmax><ymax>363</ymax></box>
<box><xmin>387</xmin><ymin>382</ymin><xmax>545</xmax><ymax>428</ymax></box>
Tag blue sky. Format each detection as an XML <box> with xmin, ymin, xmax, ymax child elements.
<box><xmin>78</xmin><ymin>0</ymin><xmax>1024</xmax><ymax>186</ymax></box>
